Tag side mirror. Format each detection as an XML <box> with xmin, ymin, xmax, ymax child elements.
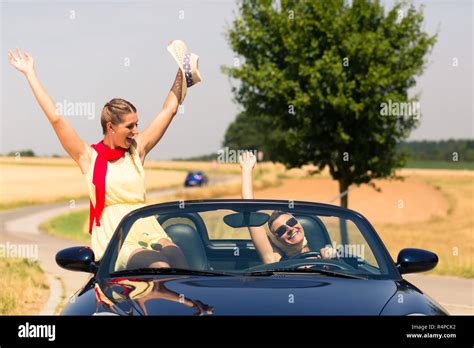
<box><xmin>56</xmin><ymin>246</ymin><xmax>98</xmax><ymax>273</ymax></box>
<box><xmin>396</xmin><ymin>248</ymin><xmax>438</xmax><ymax>274</ymax></box>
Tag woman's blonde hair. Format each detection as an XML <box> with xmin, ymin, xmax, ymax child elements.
<box><xmin>100</xmin><ymin>98</ymin><xmax>137</xmax><ymax>135</ymax></box>
<box><xmin>101</xmin><ymin>98</ymin><xmax>140</xmax><ymax>172</ymax></box>
<box><xmin>266</xmin><ymin>211</ymin><xmax>308</xmax><ymax>257</ymax></box>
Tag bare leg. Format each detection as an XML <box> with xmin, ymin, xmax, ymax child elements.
<box><xmin>126</xmin><ymin>249</ymin><xmax>171</xmax><ymax>270</ymax></box>
<box><xmin>155</xmin><ymin>238</ymin><xmax>189</xmax><ymax>269</ymax></box>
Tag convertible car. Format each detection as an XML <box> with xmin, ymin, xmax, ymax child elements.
<box><xmin>57</xmin><ymin>199</ymin><xmax>448</xmax><ymax>316</ymax></box>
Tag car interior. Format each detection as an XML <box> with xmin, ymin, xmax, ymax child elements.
<box><xmin>156</xmin><ymin>211</ymin><xmax>335</xmax><ymax>272</ymax></box>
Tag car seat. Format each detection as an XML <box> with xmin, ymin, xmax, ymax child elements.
<box><xmin>165</xmin><ymin>224</ymin><xmax>210</xmax><ymax>270</ymax></box>
<box><xmin>293</xmin><ymin>214</ymin><xmax>332</xmax><ymax>252</ymax></box>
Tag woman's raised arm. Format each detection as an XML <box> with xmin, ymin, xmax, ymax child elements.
<box><xmin>8</xmin><ymin>48</ymin><xmax>90</xmax><ymax>173</ymax></box>
<box><xmin>136</xmin><ymin>69</ymin><xmax>181</xmax><ymax>162</ymax></box>
<box><xmin>239</xmin><ymin>151</ymin><xmax>281</xmax><ymax>264</ymax></box>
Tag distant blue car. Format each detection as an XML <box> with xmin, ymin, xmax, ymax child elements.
<box><xmin>184</xmin><ymin>171</ymin><xmax>208</xmax><ymax>187</ymax></box>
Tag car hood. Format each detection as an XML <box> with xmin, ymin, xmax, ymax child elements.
<box><xmin>99</xmin><ymin>275</ymin><xmax>398</xmax><ymax>315</ymax></box>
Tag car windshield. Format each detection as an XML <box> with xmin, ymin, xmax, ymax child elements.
<box><xmin>104</xmin><ymin>201</ymin><xmax>396</xmax><ymax>279</ymax></box>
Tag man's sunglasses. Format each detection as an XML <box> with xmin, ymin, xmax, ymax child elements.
<box><xmin>273</xmin><ymin>217</ymin><xmax>298</xmax><ymax>238</ymax></box>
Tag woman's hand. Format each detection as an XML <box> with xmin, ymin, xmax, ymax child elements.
<box><xmin>8</xmin><ymin>48</ymin><xmax>35</xmax><ymax>76</ymax></box>
<box><xmin>239</xmin><ymin>151</ymin><xmax>257</xmax><ymax>173</ymax></box>
<box><xmin>320</xmin><ymin>247</ymin><xmax>338</xmax><ymax>259</ymax></box>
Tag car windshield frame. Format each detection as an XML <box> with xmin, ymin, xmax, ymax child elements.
<box><xmin>96</xmin><ymin>199</ymin><xmax>400</xmax><ymax>281</ymax></box>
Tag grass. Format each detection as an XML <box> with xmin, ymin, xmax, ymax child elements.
<box><xmin>1</xmin><ymin>157</ymin><xmax>237</xmax><ymax>211</ymax></box>
<box><xmin>0</xmin><ymin>157</ymin><xmax>312</xmax><ymax>211</ymax></box>
<box><xmin>0</xmin><ymin>162</ymin><xmax>187</xmax><ymax>211</ymax></box>
<box><xmin>0</xmin><ymin>258</ymin><xmax>49</xmax><ymax>315</ymax></box>
<box><xmin>0</xmin><ymin>181</ymin><xmax>186</xmax><ymax>212</ymax></box>
<box><xmin>39</xmin><ymin>209</ymin><xmax>90</xmax><ymax>243</ymax></box>
<box><xmin>405</xmin><ymin>160</ymin><xmax>474</xmax><ymax>171</ymax></box>
<box><xmin>144</xmin><ymin>160</ymin><xmax>241</xmax><ymax>174</ymax></box>
<box><xmin>149</xmin><ymin>170</ymin><xmax>281</xmax><ymax>204</ymax></box>
<box><xmin>54</xmin><ymin>276</ymin><xmax>67</xmax><ymax>315</ymax></box>
<box><xmin>375</xmin><ymin>175</ymin><xmax>473</xmax><ymax>278</ymax></box>
<box><xmin>0</xmin><ymin>195</ymin><xmax>90</xmax><ymax>211</ymax></box>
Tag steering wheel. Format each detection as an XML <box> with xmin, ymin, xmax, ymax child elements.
<box><xmin>289</xmin><ymin>251</ymin><xmax>359</xmax><ymax>272</ymax></box>
<box><xmin>289</xmin><ymin>251</ymin><xmax>321</xmax><ymax>260</ymax></box>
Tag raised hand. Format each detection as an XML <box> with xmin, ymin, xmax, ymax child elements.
<box><xmin>239</xmin><ymin>151</ymin><xmax>257</xmax><ymax>172</ymax></box>
<box><xmin>8</xmin><ymin>48</ymin><xmax>35</xmax><ymax>76</ymax></box>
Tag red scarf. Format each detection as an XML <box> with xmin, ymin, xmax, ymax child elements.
<box><xmin>89</xmin><ymin>141</ymin><xmax>126</xmax><ymax>233</ymax></box>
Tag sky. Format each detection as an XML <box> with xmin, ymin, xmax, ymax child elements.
<box><xmin>1</xmin><ymin>0</ymin><xmax>472</xmax><ymax>159</ymax></box>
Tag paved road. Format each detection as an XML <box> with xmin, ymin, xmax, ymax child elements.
<box><xmin>1</xmin><ymin>175</ymin><xmax>472</xmax><ymax>315</ymax></box>
<box><xmin>404</xmin><ymin>274</ymin><xmax>473</xmax><ymax>315</ymax></box>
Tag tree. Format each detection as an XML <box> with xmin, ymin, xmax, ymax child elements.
<box><xmin>223</xmin><ymin>111</ymin><xmax>269</xmax><ymax>156</ymax></box>
<box><xmin>7</xmin><ymin>149</ymin><xmax>36</xmax><ymax>157</ymax></box>
<box><xmin>223</xmin><ymin>0</ymin><xmax>436</xmax><ymax>207</ymax></box>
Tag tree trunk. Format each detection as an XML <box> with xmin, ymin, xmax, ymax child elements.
<box><xmin>338</xmin><ymin>179</ymin><xmax>349</xmax><ymax>245</ymax></box>
<box><xmin>338</xmin><ymin>179</ymin><xmax>349</xmax><ymax>208</ymax></box>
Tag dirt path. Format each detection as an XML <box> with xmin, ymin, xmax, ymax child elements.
<box><xmin>224</xmin><ymin>177</ymin><xmax>450</xmax><ymax>225</ymax></box>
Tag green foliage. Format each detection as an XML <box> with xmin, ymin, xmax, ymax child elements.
<box><xmin>223</xmin><ymin>0</ymin><xmax>436</xmax><ymax>205</ymax></box>
<box><xmin>223</xmin><ymin>112</ymin><xmax>272</xmax><ymax>157</ymax></box>
<box><xmin>172</xmin><ymin>154</ymin><xmax>218</xmax><ymax>161</ymax></box>
<box><xmin>6</xmin><ymin>149</ymin><xmax>36</xmax><ymax>157</ymax></box>
<box><xmin>399</xmin><ymin>139</ymin><xmax>474</xmax><ymax>162</ymax></box>
<box><xmin>405</xmin><ymin>160</ymin><xmax>474</xmax><ymax>170</ymax></box>
<box><xmin>39</xmin><ymin>209</ymin><xmax>89</xmax><ymax>242</ymax></box>
<box><xmin>0</xmin><ymin>258</ymin><xmax>48</xmax><ymax>314</ymax></box>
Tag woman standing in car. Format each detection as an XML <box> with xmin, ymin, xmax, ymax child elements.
<box><xmin>8</xmin><ymin>41</ymin><xmax>200</xmax><ymax>270</ymax></box>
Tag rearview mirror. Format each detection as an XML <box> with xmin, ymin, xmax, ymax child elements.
<box><xmin>223</xmin><ymin>212</ymin><xmax>270</xmax><ymax>228</ymax></box>
<box><xmin>396</xmin><ymin>248</ymin><xmax>438</xmax><ymax>274</ymax></box>
<box><xmin>56</xmin><ymin>246</ymin><xmax>98</xmax><ymax>273</ymax></box>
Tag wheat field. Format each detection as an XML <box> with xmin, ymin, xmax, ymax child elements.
<box><xmin>0</xmin><ymin>162</ymin><xmax>185</xmax><ymax>207</ymax></box>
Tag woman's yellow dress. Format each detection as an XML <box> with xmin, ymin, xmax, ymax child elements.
<box><xmin>84</xmin><ymin>144</ymin><xmax>171</xmax><ymax>270</ymax></box>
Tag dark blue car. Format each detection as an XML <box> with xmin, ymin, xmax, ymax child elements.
<box><xmin>184</xmin><ymin>171</ymin><xmax>208</xmax><ymax>187</ymax></box>
<box><xmin>57</xmin><ymin>200</ymin><xmax>447</xmax><ymax>316</ymax></box>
